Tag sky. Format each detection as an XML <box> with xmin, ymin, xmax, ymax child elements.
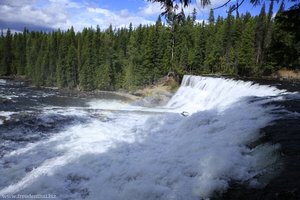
<box><xmin>0</xmin><ymin>0</ymin><xmax>293</xmax><ymax>33</ymax></box>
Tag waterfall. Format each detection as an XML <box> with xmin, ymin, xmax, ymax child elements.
<box><xmin>166</xmin><ymin>75</ymin><xmax>284</xmax><ymax>113</ymax></box>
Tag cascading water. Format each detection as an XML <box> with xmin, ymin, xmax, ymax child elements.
<box><xmin>0</xmin><ymin>76</ymin><xmax>288</xmax><ymax>199</ymax></box>
<box><xmin>167</xmin><ymin>75</ymin><xmax>283</xmax><ymax>113</ymax></box>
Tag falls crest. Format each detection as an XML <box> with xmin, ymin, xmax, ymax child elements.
<box><xmin>166</xmin><ymin>75</ymin><xmax>284</xmax><ymax>113</ymax></box>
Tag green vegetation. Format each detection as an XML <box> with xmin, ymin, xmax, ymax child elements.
<box><xmin>0</xmin><ymin>4</ymin><xmax>299</xmax><ymax>90</ymax></box>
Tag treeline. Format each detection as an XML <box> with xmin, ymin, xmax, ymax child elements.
<box><xmin>0</xmin><ymin>3</ymin><xmax>299</xmax><ymax>90</ymax></box>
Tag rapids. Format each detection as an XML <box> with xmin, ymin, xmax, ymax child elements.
<box><xmin>0</xmin><ymin>76</ymin><xmax>294</xmax><ymax>199</ymax></box>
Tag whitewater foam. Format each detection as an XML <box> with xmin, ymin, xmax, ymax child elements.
<box><xmin>0</xmin><ymin>76</ymin><xmax>288</xmax><ymax>199</ymax></box>
<box><xmin>0</xmin><ymin>79</ymin><xmax>7</xmax><ymax>85</ymax></box>
<box><xmin>0</xmin><ymin>111</ymin><xmax>16</xmax><ymax>124</ymax></box>
<box><xmin>167</xmin><ymin>75</ymin><xmax>285</xmax><ymax>113</ymax></box>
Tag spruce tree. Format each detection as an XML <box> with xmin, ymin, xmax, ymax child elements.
<box><xmin>143</xmin><ymin>26</ymin><xmax>158</xmax><ymax>84</ymax></box>
<box><xmin>223</xmin><ymin>10</ymin><xmax>233</xmax><ymax>59</ymax></box>
<box><xmin>255</xmin><ymin>3</ymin><xmax>266</xmax><ymax>66</ymax></box>
<box><xmin>193</xmin><ymin>25</ymin><xmax>206</xmax><ymax>73</ymax></box>
<box><xmin>238</xmin><ymin>20</ymin><xmax>256</xmax><ymax>76</ymax></box>
<box><xmin>268</xmin><ymin>4</ymin><xmax>300</xmax><ymax>71</ymax></box>
<box><xmin>123</xmin><ymin>32</ymin><xmax>141</xmax><ymax>89</ymax></box>
<box><xmin>79</xmin><ymin>28</ymin><xmax>95</xmax><ymax>90</ymax></box>
<box><xmin>0</xmin><ymin>29</ymin><xmax>13</xmax><ymax>75</ymax></box>
<box><xmin>209</xmin><ymin>9</ymin><xmax>215</xmax><ymax>25</ymax></box>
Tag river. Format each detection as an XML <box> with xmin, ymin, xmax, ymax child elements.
<box><xmin>0</xmin><ymin>76</ymin><xmax>299</xmax><ymax>200</ymax></box>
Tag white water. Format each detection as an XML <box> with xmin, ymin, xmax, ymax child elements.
<box><xmin>0</xmin><ymin>79</ymin><xmax>7</xmax><ymax>85</ymax></box>
<box><xmin>0</xmin><ymin>111</ymin><xmax>16</xmax><ymax>125</ymax></box>
<box><xmin>167</xmin><ymin>76</ymin><xmax>284</xmax><ymax>113</ymax></box>
<box><xmin>0</xmin><ymin>76</ymin><xmax>286</xmax><ymax>199</ymax></box>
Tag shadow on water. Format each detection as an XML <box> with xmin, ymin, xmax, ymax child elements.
<box><xmin>220</xmin><ymin>93</ymin><xmax>300</xmax><ymax>200</ymax></box>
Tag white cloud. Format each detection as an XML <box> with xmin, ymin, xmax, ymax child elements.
<box><xmin>49</xmin><ymin>0</ymin><xmax>83</xmax><ymax>9</ymax></box>
<box><xmin>0</xmin><ymin>0</ymin><xmax>157</xmax><ymax>32</ymax></box>
<box><xmin>87</xmin><ymin>7</ymin><xmax>112</xmax><ymax>17</ymax></box>
<box><xmin>0</xmin><ymin>0</ymin><xmax>69</xmax><ymax>30</ymax></box>
<box><xmin>195</xmin><ymin>0</ymin><xmax>237</xmax><ymax>9</ymax></box>
<box><xmin>0</xmin><ymin>0</ymin><xmax>233</xmax><ymax>32</ymax></box>
<box><xmin>1</xmin><ymin>28</ymin><xmax>22</xmax><ymax>36</ymax></box>
<box><xmin>85</xmin><ymin>6</ymin><xmax>154</xmax><ymax>30</ymax></box>
<box><xmin>139</xmin><ymin>2</ymin><xmax>164</xmax><ymax>16</ymax></box>
<box><xmin>0</xmin><ymin>0</ymin><xmax>37</xmax><ymax>7</ymax></box>
<box><xmin>192</xmin><ymin>0</ymin><xmax>235</xmax><ymax>15</ymax></box>
<box><xmin>195</xmin><ymin>19</ymin><xmax>208</xmax><ymax>24</ymax></box>
<box><xmin>138</xmin><ymin>0</ymin><xmax>232</xmax><ymax>21</ymax></box>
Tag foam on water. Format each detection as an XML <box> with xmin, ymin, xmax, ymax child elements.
<box><xmin>0</xmin><ymin>79</ymin><xmax>7</xmax><ymax>85</ymax></box>
<box><xmin>87</xmin><ymin>99</ymin><xmax>175</xmax><ymax>114</ymax></box>
<box><xmin>0</xmin><ymin>111</ymin><xmax>16</xmax><ymax>124</ymax></box>
<box><xmin>0</xmin><ymin>76</ymin><xmax>287</xmax><ymax>199</ymax></box>
<box><xmin>167</xmin><ymin>75</ymin><xmax>285</xmax><ymax>113</ymax></box>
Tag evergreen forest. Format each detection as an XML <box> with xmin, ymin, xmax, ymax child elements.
<box><xmin>0</xmin><ymin>3</ymin><xmax>299</xmax><ymax>91</ymax></box>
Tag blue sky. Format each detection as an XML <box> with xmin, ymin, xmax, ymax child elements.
<box><xmin>0</xmin><ymin>0</ymin><xmax>293</xmax><ymax>33</ymax></box>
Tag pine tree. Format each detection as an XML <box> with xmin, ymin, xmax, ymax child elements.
<box><xmin>209</xmin><ymin>9</ymin><xmax>215</xmax><ymax>25</ymax></box>
<box><xmin>255</xmin><ymin>3</ymin><xmax>266</xmax><ymax>66</ymax></box>
<box><xmin>56</xmin><ymin>33</ymin><xmax>68</xmax><ymax>88</ymax></box>
<box><xmin>25</xmin><ymin>33</ymin><xmax>39</xmax><ymax>79</ymax></box>
<box><xmin>143</xmin><ymin>26</ymin><xmax>158</xmax><ymax>84</ymax></box>
<box><xmin>264</xmin><ymin>0</ymin><xmax>274</xmax><ymax>49</ymax></box>
<box><xmin>237</xmin><ymin>20</ymin><xmax>256</xmax><ymax>76</ymax></box>
<box><xmin>193</xmin><ymin>25</ymin><xmax>206</xmax><ymax>73</ymax></box>
<box><xmin>0</xmin><ymin>29</ymin><xmax>13</xmax><ymax>75</ymax></box>
<box><xmin>46</xmin><ymin>32</ymin><xmax>58</xmax><ymax>86</ymax></box>
<box><xmin>268</xmin><ymin>4</ymin><xmax>300</xmax><ymax>71</ymax></box>
<box><xmin>79</xmin><ymin>28</ymin><xmax>95</xmax><ymax>90</ymax></box>
<box><xmin>0</xmin><ymin>32</ymin><xmax>4</xmax><ymax>75</ymax></box>
<box><xmin>278</xmin><ymin>0</ymin><xmax>285</xmax><ymax>14</ymax></box>
<box><xmin>95</xmin><ymin>63</ymin><xmax>111</xmax><ymax>90</ymax></box>
<box><xmin>223</xmin><ymin>10</ymin><xmax>233</xmax><ymax>59</ymax></box>
<box><xmin>65</xmin><ymin>45</ymin><xmax>77</xmax><ymax>88</ymax></box>
<box><xmin>192</xmin><ymin>8</ymin><xmax>197</xmax><ymax>23</ymax></box>
<box><xmin>204</xmin><ymin>16</ymin><xmax>224</xmax><ymax>73</ymax></box>
<box><xmin>33</xmin><ymin>35</ymin><xmax>46</xmax><ymax>86</ymax></box>
<box><xmin>17</xmin><ymin>29</ymin><xmax>27</xmax><ymax>75</ymax></box>
<box><xmin>123</xmin><ymin>32</ymin><xmax>141</xmax><ymax>89</ymax></box>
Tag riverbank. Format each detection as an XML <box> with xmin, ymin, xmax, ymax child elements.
<box><xmin>1</xmin><ymin>71</ymin><xmax>299</xmax><ymax>96</ymax></box>
<box><xmin>0</xmin><ymin>75</ymin><xmax>179</xmax><ymax>103</ymax></box>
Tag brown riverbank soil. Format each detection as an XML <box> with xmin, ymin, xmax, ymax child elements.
<box><xmin>272</xmin><ymin>69</ymin><xmax>300</xmax><ymax>80</ymax></box>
